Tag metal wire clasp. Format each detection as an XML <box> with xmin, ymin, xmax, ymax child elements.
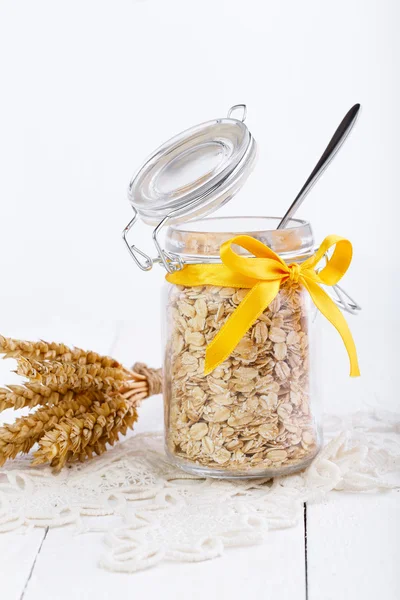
<box><xmin>122</xmin><ymin>207</ymin><xmax>184</xmax><ymax>273</ymax></box>
<box><xmin>318</xmin><ymin>250</ymin><xmax>361</xmax><ymax>315</ymax></box>
<box><xmin>227</xmin><ymin>104</ymin><xmax>247</xmax><ymax>122</ymax></box>
<box><xmin>327</xmin><ymin>284</ymin><xmax>361</xmax><ymax>315</ymax></box>
<box><xmin>122</xmin><ymin>209</ymin><xmax>153</xmax><ymax>271</ymax></box>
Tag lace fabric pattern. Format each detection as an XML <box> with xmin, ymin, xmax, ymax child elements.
<box><xmin>0</xmin><ymin>410</ymin><xmax>399</xmax><ymax>573</ymax></box>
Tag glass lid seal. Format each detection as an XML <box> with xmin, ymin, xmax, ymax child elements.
<box><xmin>123</xmin><ymin>105</ymin><xmax>258</xmax><ymax>273</ymax></box>
<box><xmin>128</xmin><ymin>104</ymin><xmax>257</xmax><ymax>226</ymax></box>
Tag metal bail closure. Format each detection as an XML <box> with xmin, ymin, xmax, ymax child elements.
<box><xmin>122</xmin><ymin>211</ymin><xmax>153</xmax><ymax>272</ymax></box>
<box><xmin>122</xmin><ymin>105</ymin><xmax>257</xmax><ymax>272</ymax></box>
<box><xmin>318</xmin><ymin>248</ymin><xmax>361</xmax><ymax>314</ymax></box>
<box><xmin>227</xmin><ymin>104</ymin><xmax>247</xmax><ymax>122</ymax></box>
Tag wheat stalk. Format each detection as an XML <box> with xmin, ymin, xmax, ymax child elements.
<box><xmin>0</xmin><ymin>336</ymin><xmax>162</xmax><ymax>469</ymax></box>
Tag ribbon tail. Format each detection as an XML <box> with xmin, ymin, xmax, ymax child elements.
<box><xmin>302</xmin><ymin>278</ymin><xmax>360</xmax><ymax>377</ymax></box>
<box><xmin>205</xmin><ymin>280</ymin><xmax>281</xmax><ymax>375</ymax></box>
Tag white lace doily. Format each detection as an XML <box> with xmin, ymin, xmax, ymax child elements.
<box><xmin>0</xmin><ymin>410</ymin><xmax>399</xmax><ymax>573</ymax></box>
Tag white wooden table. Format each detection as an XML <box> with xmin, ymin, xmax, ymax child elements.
<box><xmin>0</xmin><ymin>318</ymin><xmax>399</xmax><ymax>600</ymax></box>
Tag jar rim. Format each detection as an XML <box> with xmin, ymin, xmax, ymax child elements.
<box><xmin>165</xmin><ymin>216</ymin><xmax>315</xmax><ymax>263</ymax></box>
<box><xmin>169</xmin><ymin>215</ymin><xmax>309</xmax><ymax>233</ymax></box>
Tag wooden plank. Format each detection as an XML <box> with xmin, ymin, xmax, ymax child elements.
<box><xmin>0</xmin><ymin>529</ymin><xmax>47</xmax><ymax>600</ymax></box>
<box><xmin>22</xmin><ymin>521</ymin><xmax>306</xmax><ymax>600</ymax></box>
<box><xmin>307</xmin><ymin>491</ymin><xmax>400</xmax><ymax>600</ymax></box>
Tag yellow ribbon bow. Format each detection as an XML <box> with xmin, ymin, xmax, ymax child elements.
<box><xmin>166</xmin><ymin>234</ymin><xmax>360</xmax><ymax>378</ymax></box>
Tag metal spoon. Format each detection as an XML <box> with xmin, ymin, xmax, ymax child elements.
<box><xmin>277</xmin><ymin>103</ymin><xmax>361</xmax><ymax>229</ymax></box>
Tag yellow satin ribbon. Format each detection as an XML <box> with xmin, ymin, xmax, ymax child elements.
<box><xmin>166</xmin><ymin>234</ymin><xmax>360</xmax><ymax>378</ymax></box>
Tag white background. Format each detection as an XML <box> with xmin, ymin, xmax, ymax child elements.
<box><xmin>1</xmin><ymin>0</ymin><xmax>398</xmax><ymax>411</ymax></box>
<box><xmin>0</xmin><ymin>1</ymin><xmax>399</xmax><ymax>599</ymax></box>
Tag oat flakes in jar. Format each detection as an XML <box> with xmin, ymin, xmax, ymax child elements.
<box><xmin>123</xmin><ymin>105</ymin><xmax>360</xmax><ymax>479</ymax></box>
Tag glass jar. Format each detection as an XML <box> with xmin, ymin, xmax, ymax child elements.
<box><xmin>122</xmin><ymin>105</ymin><xmax>359</xmax><ymax>479</ymax></box>
<box><xmin>163</xmin><ymin>216</ymin><xmax>322</xmax><ymax>478</ymax></box>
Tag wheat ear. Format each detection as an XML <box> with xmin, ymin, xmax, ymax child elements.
<box><xmin>15</xmin><ymin>357</ymin><xmax>126</xmax><ymax>392</ymax></box>
<box><xmin>0</xmin><ymin>335</ymin><xmax>163</xmax><ymax>469</ymax></box>
<box><xmin>0</xmin><ymin>335</ymin><xmax>121</xmax><ymax>368</ymax></box>
<box><xmin>33</xmin><ymin>395</ymin><xmax>138</xmax><ymax>470</ymax></box>
<box><xmin>0</xmin><ymin>393</ymin><xmax>95</xmax><ymax>466</ymax></box>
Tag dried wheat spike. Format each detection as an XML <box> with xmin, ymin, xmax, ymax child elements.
<box><xmin>79</xmin><ymin>408</ymin><xmax>138</xmax><ymax>462</ymax></box>
<box><xmin>0</xmin><ymin>335</ymin><xmax>121</xmax><ymax>368</ymax></box>
<box><xmin>0</xmin><ymin>383</ymin><xmax>72</xmax><ymax>412</ymax></box>
<box><xmin>0</xmin><ymin>393</ymin><xmax>94</xmax><ymax>466</ymax></box>
<box><xmin>69</xmin><ymin>403</ymin><xmax>139</xmax><ymax>467</ymax></box>
<box><xmin>33</xmin><ymin>395</ymin><xmax>138</xmax><ymax>470</ymax></box>
<box><xmin>15</xmin><ymin>357</ymin><xmax>126</xmax><ymax>393</ymax></box>
<box><xmin>0</xmin><ymin>329</ymin><xmax>162</xmax><ymax>469</ymax></box>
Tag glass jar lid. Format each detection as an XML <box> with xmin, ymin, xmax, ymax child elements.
<box><xmin>128</xmin><ymin>105</ymin><xmax>257</xmax><ymax>226</ymax></box>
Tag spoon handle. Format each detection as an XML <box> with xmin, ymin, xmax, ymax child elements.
<box><xmin>277</xmin><ymin>103</ymin><xmax>361</xmax><ymax>229</ymax></box>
